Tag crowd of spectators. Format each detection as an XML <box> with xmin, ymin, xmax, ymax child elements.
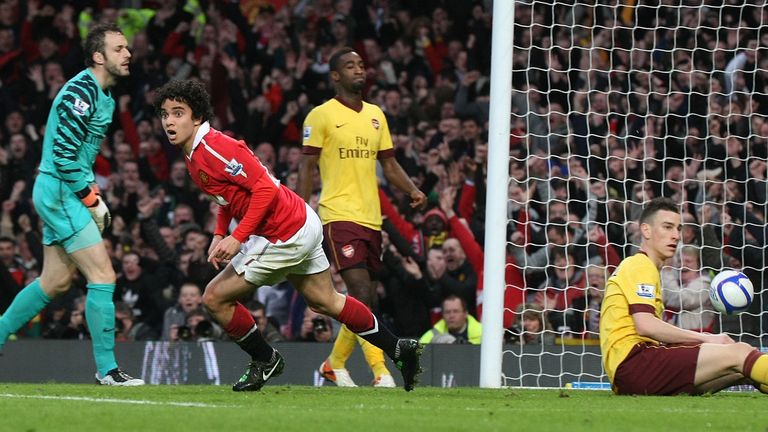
<box><xmin>0</xmin><ymin>0</ymin><xmax>767</xmax><ymax>347</ymax></box>
<box><xmin>506</xmin><ymin>0</ymin><xmax>768</xmax><ymax>344</ymax></box>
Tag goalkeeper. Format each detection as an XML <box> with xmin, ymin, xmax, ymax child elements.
<box><xmin>0</xmin><ymin>23</ymin><xmax>142</xmax><ymax>386</ymax></box>
<box><xmin>600</xmin><ymin>197</ymin><xmax>768</xmax><ymax>395</ymax></box>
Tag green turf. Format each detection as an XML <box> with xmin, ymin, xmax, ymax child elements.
<box><xmin>0</xmin><ymin>384</ymin><xmax>765</xmax><ymax>432</ymax></box>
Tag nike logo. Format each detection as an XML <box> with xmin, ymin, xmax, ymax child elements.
<box><xmin>335</xmin><ymin>123</ymin><xmax>347</xmax><ymax>128</ymax></box>
<box><xmin>262</xmin><ymin>358</ymin><xmax>282</xmax><ymax>381</ymax></box>
<box><xmin>104</xmin><ymin>328</ymin><xmax>115</xmax><ymax>333</ymax></box>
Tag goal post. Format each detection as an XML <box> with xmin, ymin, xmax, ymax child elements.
<box><xmin>479</xmin><ymin>0</ymin><xmax>515</xmax><ymax>389</ymax></box>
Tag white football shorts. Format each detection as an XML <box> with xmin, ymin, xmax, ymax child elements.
<box><xmin>230</xmin><ymin>203</ymin><xmax>330</xmax><ymax>286</ymax></box>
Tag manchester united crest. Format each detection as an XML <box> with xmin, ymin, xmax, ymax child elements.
<box><xmin>199</xmin><ymin>170</ymin><xmax>210</xmax><ymax>185</ymax></box>
<box><xmin>371</xmin><ymin>118</ymin><xmax>380</xmax><ymax>130</ymax></box>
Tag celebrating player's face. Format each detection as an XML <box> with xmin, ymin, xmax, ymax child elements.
<box><xmin>159</xmin><ymin>99</ymin><xmax>200</xmax><ymax>151</ymax></box>
<box><xmin>335</xmin><ymin>51</ymin><xmax>366</xmax><ymax>93</ymax></box>
<box><xmin>642</xmin><ymin>210</ymin><xmax>681</xmax><ymax>260</ymax></box>
<box><xmin>102</xmin><ymin>32</ymin><xmax>131</xmax><ymax>78</ymax></box>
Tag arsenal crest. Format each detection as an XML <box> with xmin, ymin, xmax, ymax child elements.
<box><xmin>341</xmin><ymin>244</ymin><xmax>355</xmax><ymax>258</ymax></box>
<box><xmin>199</xmin><ymin>170</ymin><xmax>210</xmax><ymax>185</ymax></box>
<box><xmin>371</xmin><ymin>118</ymin><xmax>380</xmax><ymax>129</ymax></box>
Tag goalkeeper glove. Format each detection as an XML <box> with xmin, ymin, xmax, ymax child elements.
<box><xmin>76</xmin><ymin>185</ymin><xmax>111</xmax><ymax>233</ymax></box>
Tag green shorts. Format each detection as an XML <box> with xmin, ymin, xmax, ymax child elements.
<box><xmin>33</xmin><ymin>173</ymin><xmax>103</xmax><ymax>253</ymax></box>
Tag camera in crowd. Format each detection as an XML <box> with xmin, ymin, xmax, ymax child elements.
<box><xmin>177</xmin><ymin>320</ymin><xmax>215</xmax><ymax>341</ymax></box>
<box><xmin>312</xmin><ymin>316</ymin><xmax>329</xmax><ymax>333</ymax></box>
<box><xmin>177</xmin><ymin>325</ymin><xmax>193</xmax><ymax>341</ymax></box>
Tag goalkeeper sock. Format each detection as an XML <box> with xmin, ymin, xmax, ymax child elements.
<box><xmin>85</xmin><ymin>283</ymin><xmax>118</xmax><ymax>376</ymax></box>
<box><xmin>224</xmin><ymin>302</ymin><xmax>273</xmax><ymax>362</ymax></box>
<box><xmin>328</xmin><ymin>325</ymin><xmax>357</xmax><ymax>369</ymax></box>
<box><xmin>0</xmin><ymin>279</ymin><xmax>50</xmax><ymax>349</ymax></box>
<box><xmin>358</xmin><ymin>337</ymin><xmax>390</xmax><ymax>378</ymax></box>
<box><xmin>337</xmin><ymin>296</ymin><xmax>398</xmax><ymax>360</ymax></box>
<box><xmin>744</xmin><ymin>349</ymin><xmax>768</xmax><ymax>386</ymax></box>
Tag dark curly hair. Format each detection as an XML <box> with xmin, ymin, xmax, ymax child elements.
<box><xmin>154</xmin><ymin>79</ymin><xmax>214</xmax><ymax>123</ymax></box>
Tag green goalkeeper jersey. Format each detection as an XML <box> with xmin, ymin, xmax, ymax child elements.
<box><xmin>38</xmin><ymin>68</ymin><xmax>115</xmax><ymax>194</ymax></box>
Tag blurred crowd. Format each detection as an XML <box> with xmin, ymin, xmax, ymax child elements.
<box><xmin>506</xmin><ymin>0</ymin><xmax>768</xmax><ymax>344</ymax></box>
<box><xmin>1</xmin><ymin>0</ymin><xmax>767</xmax><ymax>347</ymax></box>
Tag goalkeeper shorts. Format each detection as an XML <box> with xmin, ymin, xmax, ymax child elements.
<box><xmin>33</xmin><ymin>173</ymin><xmax>103</xmax><ymax>253</ymax></box>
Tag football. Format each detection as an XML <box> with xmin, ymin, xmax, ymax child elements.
<box><xmin>709</xmin><ymin>270</ymin><xmax>754</xmax><ymax>315</ymax></box>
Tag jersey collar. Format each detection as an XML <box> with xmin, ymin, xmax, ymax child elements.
<box><xmin>334</xmin><ymin>96</ymin><xmax>363</xmax><ymax>113</ymax></box>
<box><xmin>85</xmin><ymin>68</ymin><xmax>110</xmax><ymax>97</ymax></box>
<box><xmin>189</xmin><ymin>121</ymin><xmax>211</xmax><ymax>157</ymax></box>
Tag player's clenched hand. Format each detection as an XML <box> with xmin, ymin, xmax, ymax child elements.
<box><xmin>409</xmin><ymin>189</ymin><xmax>427</xmax><ymax>209</ymax></box>
<box><xmin>208</xmin><ymin>235</ymin><xmax>241</xmax><ymax>270</ymax></box>
<box><xmin>88</xmin><ymin>196</ymin><xmax>111</xmax><ymax>233</ymax></box>
<box><xmin>77</xmin><ymin>185</ymin><xmax>111</xmax><ymax>233</ymax></box>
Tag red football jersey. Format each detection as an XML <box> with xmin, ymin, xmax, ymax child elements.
<box><xmin>185</xmin><ymin>123</ymin><xmax>306</xmax><ymax>243</ymax></box>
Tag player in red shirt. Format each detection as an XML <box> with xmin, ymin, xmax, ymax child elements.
<box><xmin>154</xmin><ymin>79</ymin><xmax>422</xmax><ymax>391</ymax></box>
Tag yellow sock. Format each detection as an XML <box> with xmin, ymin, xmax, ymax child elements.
<box><xmin>748</xmin><ymin>354</ymin><xmax>768</xmax><ymax>386</ymax></box>
<box><xmin>328</xmin><ymin>325</ymin><xmax>357</xmax><ymax>369</ymax></box>
<box><xmin>358</xmin><ymin>336</ymin><xmax>389</xmax><ymax>378</ymax></box>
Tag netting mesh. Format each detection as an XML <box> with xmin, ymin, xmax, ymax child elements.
<box><xmin>502</xmin><ymin>0</ymin><xmax>768</xmax><ymax>387</ymax></box>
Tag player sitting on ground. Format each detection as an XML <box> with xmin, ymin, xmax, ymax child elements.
<box><xmin>600</xmin><ymin>197</ymin><xmax>768</xmax><ymax>395</ymax></box>
<box><xmin>154</xmin><ymin>79</ymin><xmax>422</xmax><ymax>392</ymax></box>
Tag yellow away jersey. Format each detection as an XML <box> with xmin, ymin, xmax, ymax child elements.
<box><xmin>302</xmin><ymin>98</ymin><xmax>394</xmax><ymax>230</ymax></box>
<box><xmin>599</xmin><ymin>253</ymin><xmax>664</xmax><ymax>381</ymax></box>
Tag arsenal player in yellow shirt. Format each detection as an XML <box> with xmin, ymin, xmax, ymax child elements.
<box><xmin>600</xmin><ymin>197</ymin><xmax>768</xmax><ymax>395</ymax></box>
<box><xmin>299</xmin><ymin>47</ymin><xmax>426</xmax><ymax>387</ymax></box>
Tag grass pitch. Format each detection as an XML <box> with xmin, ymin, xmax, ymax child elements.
<box><xmin>0</xmin><ymin>384</ymin><xmax>766</xmax><ymax>432</ymax></box>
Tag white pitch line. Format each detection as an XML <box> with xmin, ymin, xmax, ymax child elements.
<box><xmin>0</xmin><ymin>394</ymin><xmax>753</xmax><ymax>415</ymax></box>
<box><xmin>0</xmin><ymin>393</ymin><xmax>231</xmax><ymax>408</ymax></box>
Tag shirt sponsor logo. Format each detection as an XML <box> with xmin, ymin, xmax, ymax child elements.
<box><xmin>636</xmin><ymin>283</ymin><xmax>655</xmax><ymax>299</ymax></box>
<box><xmin>72</xmin><ymin>98</ymin><xmax>90</xmax><ymax>116</ymax></box>
<box><xmin>371</xmin><ymin>118</ymin><xmax>380</xmax><ymax>129</ymax></box>
<box><xmin>341</xmin><ymin>244</ymin><xmax>355</xmax><ymax>258</ymax></box>
<box><xmin>303</xmin><ymin>126</ymin><xmax>312</xmax><ymax>140</ymax></box>
<box><xmin>338</xmin><ymin>148</ymin><xmax>377</xmax><ymax>160</ymax></box>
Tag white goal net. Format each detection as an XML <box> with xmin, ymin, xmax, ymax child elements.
<box><xmin>500</xmin><ymin>0</ymin><xmax>768</xmax><ymax>388</ymax></box>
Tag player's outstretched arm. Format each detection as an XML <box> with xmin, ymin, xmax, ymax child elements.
<box><xmin>633</xmin><ymin>312</ymin><xmax>734</xmax><ymax>344</ymax></box>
